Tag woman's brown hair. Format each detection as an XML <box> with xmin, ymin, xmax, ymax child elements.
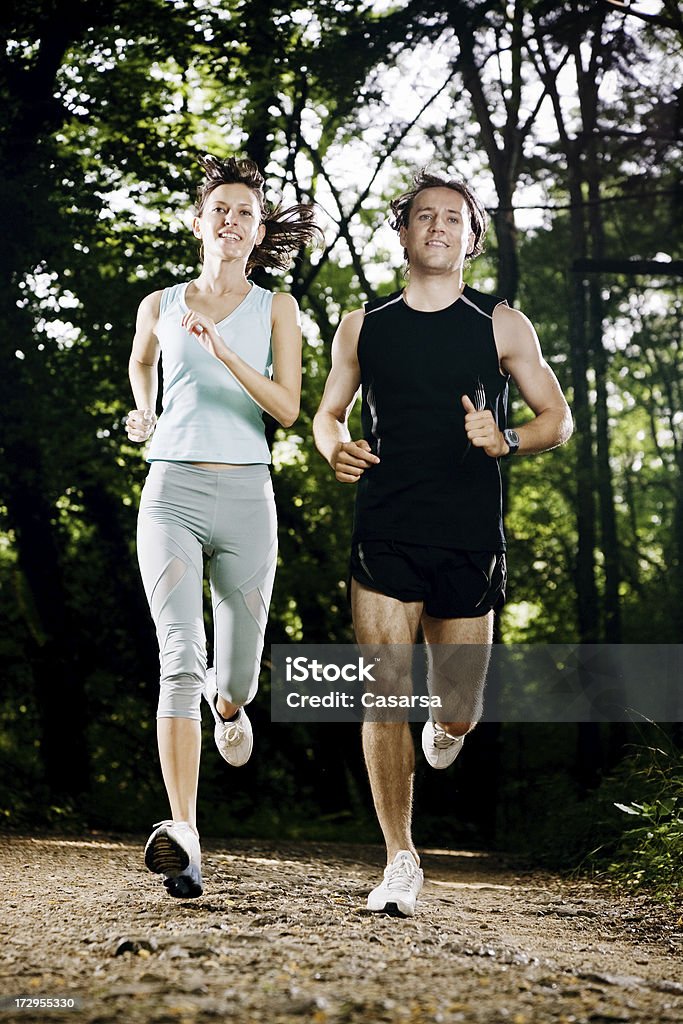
<box><xmin>195</xmin><ymin>155</ymin><xmax>323</xmax><ymax>272</ymax></box>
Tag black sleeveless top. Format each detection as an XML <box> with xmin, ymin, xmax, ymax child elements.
<box><xmin>353</xmin><ymin>285</ymin><xmax>509</xmax><ymax>552</ymax></box>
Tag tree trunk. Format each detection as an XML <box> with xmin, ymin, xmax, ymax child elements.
<box><xmin>580</xmin><ymin>19</ymin><xmax>622</xmax><ymax>643</ymax></box>
<box><xmin>591</xmin><ymin>283</ymin><xmax>622</xmax><ymax>643</ymax></box>
<box><xmin>492</xmin><ymin>203</ymin><xmax>519</xmax><ymax>305</ymax></box>
<box><xmin>0</xmin><ymin>4</ymin><xmax>121</xmax><ymax>801</ymax></box>
<box><xmin>3</xmin><ymin>435</ymin><xmax>90</xmax><ymax>798</ymax></box>
<box><xmin>675</xmin><ymin>450</ymin><xmax>683</xmax><ymax>641</ymax></box>
<box><xmin>567</xmin><ymin>255</ymin><xmax>600</xmax><ymax>643</ymax></box>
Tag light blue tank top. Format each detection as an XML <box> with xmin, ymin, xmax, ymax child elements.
<box><xmin>147</xmin><ymin>281</ymin><xmax>274</xmax><ymax>464</ymax></box>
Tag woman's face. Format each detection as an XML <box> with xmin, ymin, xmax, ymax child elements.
<box><xmin>193</xmin><ymin>183</ymin><xmax>266</xmax><ymax>265</ymax></box>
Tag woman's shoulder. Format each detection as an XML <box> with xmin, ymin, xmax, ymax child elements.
<box><xmin>246</xmin><ymin>283</ymin><xmax>295</xmax><ymax>319</ymax></box>
<box><xmin>138</xmin><ymin>282</ymin><xmax>186</xmax><ymax>318</ymax></box>
<box><xmin>137</xmin><ymin>288</ymin><xmax>164</xmax><ymax>320</ymax></box>
<box><xmin>269</xmin><ymin>291</ymin><xmax>301</xmax><ymax>328</ymax></box>
<box><xmin>157</xmin><ymin>282</ymin><xmax>187</xmax><ymax>317</ymax></box>
<box><xmin>270</xmin><ymin>290</ymin><xmax>298</xmax><ymax>311</ymax></box>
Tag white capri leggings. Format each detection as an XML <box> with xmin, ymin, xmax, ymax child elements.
<box><xmin>137</xmin><ymin>461</ymin><xmax>278</xmax><ymax>720</ymax></box>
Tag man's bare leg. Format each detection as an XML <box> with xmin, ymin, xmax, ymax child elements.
<box><xmin>362</xmin><ymin>720</ymin><xmax>417</xmax><ymax>861</ymax></box>
<box><xmin>352</xmin><ymin>580</ymin><xmax>422</xmax><ymax>864</ymax></box>
<box><xmin>422</xmin><ymin>610</ymin><xmax>494</xmax><ymax>740</ymax></box>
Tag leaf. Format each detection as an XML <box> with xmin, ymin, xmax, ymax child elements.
<box><xmin>614</xmin><ymin>802</ymin><xmax>641</xmax><ymax>815</ymax></box>
<box><xmin>658</xmin><ymin>797</ymin><xmax>677</xmax><ymax>814</ymax></box>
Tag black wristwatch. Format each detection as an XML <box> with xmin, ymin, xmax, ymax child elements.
<box><xmin>502</xmin><ymin>428</ymin><xmax>520</xmax><ymax>457</ymax></box>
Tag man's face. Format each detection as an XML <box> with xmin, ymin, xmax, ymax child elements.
<box><xmin>399</xmin><ymin>187</ymin><xmax>475</xmax><ymax>275</ymax></box>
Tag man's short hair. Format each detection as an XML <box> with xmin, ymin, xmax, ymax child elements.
<box><xmin>389</xmin><ymin>170</ymin><xmax>489</xmax><ymax>262</ymax></box>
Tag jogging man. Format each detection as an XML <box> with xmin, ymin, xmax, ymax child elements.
<box><xmin>312</xmin><ymin>170</ymin><xmax>572</xmax><ymax>916</ymax></box>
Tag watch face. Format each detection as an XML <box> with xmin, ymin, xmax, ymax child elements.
<box><xmin>506</xmin><ymin>429</ymin><xmax>520</xmax><ymax>445</ymax></box>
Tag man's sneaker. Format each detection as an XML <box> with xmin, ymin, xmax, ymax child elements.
<box><xmin>422</xmin><ymin>719</ymin><xmax>465</xmax><ymax>769</ymax></box>
<box><xmin>144</xmin><ymin>820</ymin><xmax>203</xmax><ymax>899</ymax></box>
<box><xmin>204</xmin><ymin>667</ymin><xmax>253</xmax><ymax>767</ymax></box>
<box><xmin>367</xmin><ymin>851</ymin><xmax>424</xmax><ymax>917</ymax></box>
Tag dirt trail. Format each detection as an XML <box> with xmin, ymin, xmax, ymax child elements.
<box><xmin>0</xmin><ymin>834</ymin><xmax>681</xmax><ymax>1023</ymax></box>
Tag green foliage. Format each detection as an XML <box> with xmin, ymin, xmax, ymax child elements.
<box><xmin>492</xmin><ymin>723</ymin><xmax>683</xmax><ymax>896</ymax></box>
<box><xmin>597</xmin><ymin>740</ymin><xmax>683</xmax><ymax>895</ymax></box>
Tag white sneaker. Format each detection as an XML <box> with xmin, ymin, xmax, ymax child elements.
<box><xmin>367</xmin><ymin>850</ymin><xmax>424</xmax><ymax>917</ymax></box>
<box><xmin>422</xmin><ymin>719</ymin><xmax>465</xmax><ymax>769</ymax></box>
<box><xmin>204</xmin><ymin>666</ymin><xmax>253</xmax><ymax>767</ymax></box>
<box><xmin>144</xmin><ymin>820</ymin><xmax>203</xmax><ymax>898</ymax></box>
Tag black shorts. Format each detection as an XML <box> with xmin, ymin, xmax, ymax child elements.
<box><xmin>350</xmin><ymin>540</ymin><xmax>506</xmax><ymax>619</ymax></box>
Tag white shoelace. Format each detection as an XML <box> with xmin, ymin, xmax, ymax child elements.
<box><xmin>384</xmin><ymin>858</ymin><xmax>418</xmax><ymax>891</ymax></box>
<box><xmin>151</xmin><ymin>819</ymin><xmax>198</xmax><ymax>837</ymax></box>
<box><xmin>432</xmin><ymin>724</ymin><xmax>459</xmax><ymax>749</ymax></box>
<box><xmin>220</xmin><ymin>715</ymin><xmax>244</xmax><ymax>745</ymax></box>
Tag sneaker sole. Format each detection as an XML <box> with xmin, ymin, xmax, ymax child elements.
<box><xmin>367</xmin><ymin>900</ymin><xmax>415</xmax><ymax>918</ymax></box>
<box><xmin>145</xmin><ymin>832</ymin><xmax>190</xmax><ymax>876</ymax></box>
<box><xmin>163</xmin><ymin>864</ymin><xmax>203</xmax><ymax>899</ymax></box>
<box><xmin>423</xmin><ymin>755</ymin><xmax>457</xmax><ymax>770</ymax></box>
<box><xmin>216</xmin><ymin>747</ymin><xmax>253</xmax><ymax>767</ymax></box>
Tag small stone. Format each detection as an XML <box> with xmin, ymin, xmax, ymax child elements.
<box><xmin>651</xmin><ymin>979</ymin><xmax>683</xmax><ymax>994</ymax></box>
<box><xmin>113</xmin><ymin>936</ymin><xmax>158</xmax><ymax>957</ymax></box>
<box><xmin>578</xmin><ymin>971</ymin><xmax>643</xmax><ymax>990</ymax></box>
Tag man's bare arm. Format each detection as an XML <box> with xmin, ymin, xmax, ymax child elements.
<box><xmin>464</xmin><ymin>304</ymin><xmax>573</xmax><ymax>458</ymax></box>
<box><xmin>496</xmin><ymin>304</ymin><xmax>573</xmax><ymax>455</ymax></box>
<box><xmin>312</xmin><ymin>309</ymin><xmax>380</xmax><ymax>482</ymax></box>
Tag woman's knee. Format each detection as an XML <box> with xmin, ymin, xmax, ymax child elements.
<box><xmin>157</xmin><ymin>674</ymin><xmax>203</xmax><ymax>719</ymax></box>
<box><xmin>215</xmin><ymin>663</ymin><xmax>259</xmax><ymax>707</ymax></box>
<box><xmin>157</xmin><ymin>635</ymin><xmax>206</xmax><ymax>718</ymax></box>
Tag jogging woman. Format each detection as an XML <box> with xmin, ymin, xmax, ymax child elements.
<box><xmin>126</xmin><ymin>155</ymin><xmax>320</xmax><ymax>898</ymax></box>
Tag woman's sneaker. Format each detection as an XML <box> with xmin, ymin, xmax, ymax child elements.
<box><xmin>421</xmin><ymin>720</ymin><xmax>465</xmax><ymax>769</ymax></box>
<box><xmin>367</xmin><ymin>851</ymin><xmax>424</xmax><ymax>917</ymax></box>
<box><xmin>144</xmin><ymin>820</ymin><xmax>203</xmax><ymax>899</ymax></box>
<box><xmin>203</xmin><ymin>667</ymin><xmax>253</xmax><ymax>767</ymax></box>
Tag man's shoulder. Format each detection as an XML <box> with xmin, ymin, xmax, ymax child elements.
<box><xmin>461</xmin><ymin>284</ymin><xmax>508</xmax><ymax>319</ymax></box>
<box><xmin>363</xmin><ymin>289</ymin><xmax>404</xmax><ymax>319</ymax></box>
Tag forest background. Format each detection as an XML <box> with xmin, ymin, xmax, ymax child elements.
<box><xmin>1</xmin><ymin>0</ymin><xmax>681</xmax><ymax>888</ymax></box>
